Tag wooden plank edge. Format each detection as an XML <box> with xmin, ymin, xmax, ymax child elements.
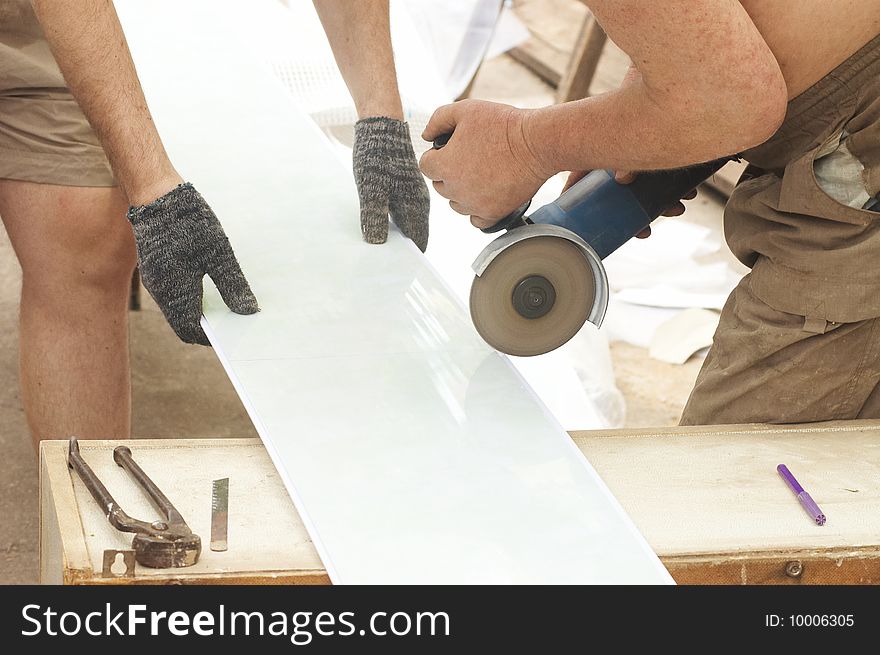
<box><xmin>569</xmin><ymin>419</ymin><xmax>880</xmax><ymax>442</ymax></box>
<box><xmin>664</xmin><ymin>546</ymin><xmax>880</xmax><ymax>585</ymax></box>
<box><xmin>40</xmin><ymin>441</ymin><xmax>93</xmax><ymax>584</ymax></box>
<box><xmin>75</xmin><ymin>569</ymin><xmax>331</xmax><ymax>586</ymax></box>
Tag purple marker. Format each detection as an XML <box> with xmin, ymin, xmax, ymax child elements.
<box><xmin>777</xmin><ymin>464</ymin><xmax>826</xmax><ymax>526</ymax></box>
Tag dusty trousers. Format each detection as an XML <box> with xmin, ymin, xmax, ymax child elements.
<box><xmin>682</xmin><ymin>33</ymin><xmax>880</xmax><ymax>425</ymax></box>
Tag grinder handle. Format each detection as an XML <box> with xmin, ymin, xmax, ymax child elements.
<box><xmin>529</xmin><ymin>157</ymin><xmax>736</xmax><ymax>259</ymax></box>
<box><xmin>432</xmin><ymin>132</ymin><xmax>452</xmax><ymax>149</ymax></box>
<box><xmin>624</xmin><ymin>158</ymin><xmax>733</xmax><ymax>217</ymax></box>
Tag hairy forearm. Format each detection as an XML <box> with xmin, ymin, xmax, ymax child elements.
<box><xmin>525</xmin><ymin>72</ymin><xmax>782</xmax><ymax>174</ymax></box>
<box><xmin>522</xmin><ymin>0</ymin><xmax>788</xmax><ymax>174</ymax></box>
<box><xmin>312</xmin><ymin>0</ymin><xmax>403</xmax><ymax>119</ymax></box>
<box><xmin>31</xmin><ymin>0</ymin><xmax>180</xmax><ymax>204</ymax></box>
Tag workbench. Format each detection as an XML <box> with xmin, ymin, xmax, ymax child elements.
<box><xmin>40</xmin><ymin>421</ymin><xmax>880</xmax><ymax>584</ymax></box>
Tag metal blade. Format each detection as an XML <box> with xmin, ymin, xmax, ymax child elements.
<box><xmin>210</xmin><ymin>478</ymin><xmax>229</xmax><ymax>552</ymax></box>
<box><xmin>470</xmin><ymin>236</ymin><xmax>595</xmax><ymax>357</ymax></box>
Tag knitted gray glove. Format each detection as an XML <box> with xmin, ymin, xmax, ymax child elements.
<box><xmin>353</xmin><ymin>117</ymin><xmax>430</xmax><ymax>252</ymax></box>
<box><xmin>127</xmin><ymin>183</ymin><xmax>258</xmax><ymax>346</ymax></box>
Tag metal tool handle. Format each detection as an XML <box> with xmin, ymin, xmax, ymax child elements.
<box><xmin>68</xmin><ymin>437</ymin><xmax>119</xmax><ymax>518</ymax></box>
<box><xmin>68</xmin><ymin>438</ymin><xmax>152</xmax><ymax>534</ymax></box>
<box><xmin>113</xmin><ymin>446</ymin><xmax>184</xmax><ymax>525</ymax></box>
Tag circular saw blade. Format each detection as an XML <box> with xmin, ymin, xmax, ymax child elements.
<box><xmin>470</xmin><ymin>236</ymin><xmax>595</xmax><ymax>357</ymax></box>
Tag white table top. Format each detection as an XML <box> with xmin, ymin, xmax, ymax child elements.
<box><xmin>117</xmin><ymin>0</ymin><xmax>670</xmax><ymax>584</ymax></box>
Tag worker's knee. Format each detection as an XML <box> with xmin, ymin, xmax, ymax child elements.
<box><xmin>60</xmin><ymin>226</ymin><xmax>136</xmax><ymax>298</ymax></box>
<box><xmin>18</xmin><ymin>186</ymin><xmax>136</xmax><ymax>300</ymax></box>
<box><xmin>27</xmin><ymin>237</ymin><xmax>136</xmax><ymax>308</ymax></box>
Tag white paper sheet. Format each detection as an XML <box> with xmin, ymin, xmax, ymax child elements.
<box><xmin>117</xmin><ymin>0</ymin><xmax>671</xmax><ymax>584</ymax></box>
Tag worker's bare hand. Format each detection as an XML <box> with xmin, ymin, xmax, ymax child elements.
<box><xmin>419</xmin><ymin>99</ymin><xmax>553</xmax><ymax>228</ymax></box>
<box><xmin>563</xmin><ymin>169</ymin><xmax>698</xmax><ymax>238</ymax></box>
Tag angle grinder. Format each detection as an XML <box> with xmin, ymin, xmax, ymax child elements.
<box><xmin>432</xmin><ymin>133</ymin><xmax>730</xmax><ymax>356</ymax></box>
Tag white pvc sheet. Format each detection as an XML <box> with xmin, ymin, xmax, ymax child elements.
<box><xmin>256</xmin><ymin>0</ymin><xmax>623</xmax><ymax>429</ymax></box>
<box><xmin>117</xmin><ymin>0</ymin><xmax>671</xmax><ymax>584</ymax></box>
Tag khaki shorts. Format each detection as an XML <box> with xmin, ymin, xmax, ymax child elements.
<box><xmin>0</xmin><ymin>0</ymin><xmax>114</xmax><ymax>186</ymax></box>
<box><xmin>682</xmin><ymin>33</ymin><xmax>880</xmax><ymax>425</ymax></box>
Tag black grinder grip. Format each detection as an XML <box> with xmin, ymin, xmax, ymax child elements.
<box><xmin>624</xmin><ymin>158</ymin><xmax>733</xmax><ymax>217</ymax></box>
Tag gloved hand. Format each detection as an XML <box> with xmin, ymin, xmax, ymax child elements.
<box><xmin>127</xmin><ymin>182</ymin><xmax>259</xmax><ymax>346</ymax></box>
<box><xmin>353</xmin><ymin>117</ymin><xmax>430</xmax><ymax>252</ymax></box>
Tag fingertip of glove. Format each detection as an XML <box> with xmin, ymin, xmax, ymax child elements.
<box><xmin>231</xmin><ymin>302</ymin><xmax>260</xmax><ymax>316</ymax></box>
<box><xmin>362</xmin><ymin>230</ymin><xmax>389</xmax><ymax>245</ymax></box>
<box><xmin>228</xmin><ymin>290</ymin><xmax>260</xmax><ymax>315</ymax></box>
<box><xmin>178</xmin><ymin>328</ymin><xmax>211</xmax><ymax>347</ymax></box>
<box><xmin>411</xmin><ymin>233</ymin><xmax>428</xmax><ymax>252</ymax></box>
<box><xmin>398</xmin><ymin>223</ymin><xmax>428</xmax><ymax>253</ymax></box>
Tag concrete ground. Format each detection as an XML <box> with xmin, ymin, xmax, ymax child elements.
<box><xmin>0</xmin><ymin>0</ymin><xmax>724</xmax><ymax>584</ymax></box>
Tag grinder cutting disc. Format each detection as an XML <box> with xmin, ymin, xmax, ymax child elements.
<box><xmin>470</xmin><ymin>236</ymin><xmax>594</xmax><ymax>357</ymax></box>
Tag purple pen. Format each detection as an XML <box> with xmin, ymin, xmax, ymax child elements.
<box><xmin>777</xmin><ymin>464</ymin><xmax>826</xmax><ymax>526</ymax></box>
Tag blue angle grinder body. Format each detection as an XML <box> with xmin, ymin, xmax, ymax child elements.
<box><xmin>456</xmin><ymin>142</ymin><xmax>730</xmax><ymax>356</ymax></box>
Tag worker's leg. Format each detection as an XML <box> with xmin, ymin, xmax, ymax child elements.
<box><xmin>0</xmin><ymin>180</ymin><xmax>135</xmax><ymax>448</ymax></box>
<box><xmin>680</xmin><ymin>276</ymin><xmax>880</xmax><ymax>425</ymax></box>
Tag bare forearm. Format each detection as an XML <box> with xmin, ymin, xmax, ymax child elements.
<box><xmin>523</xmin><ymin>0</ymin><xmax>788</xmax><ymax>174</ymax></box>
<box><xmin>524</xmin><ymin>83</ymin><xmax>741</xmax><ymax>175</ymax></box>
<box><xmin>527</xmin><ymin>76</ymin><xmax>783</xmax><ymax>174</ymax></box>
<box><xmin>31</xmin><ymin>0</ymin><xmax>180</xmax><ymax>204</ymax></box>
<box><xmin>312</xmin><ymin>0</ymin><xmax>403</xmax><ymax>119</ymax></box>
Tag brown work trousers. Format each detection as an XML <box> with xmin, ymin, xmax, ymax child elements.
<box><xmin>681</xmin><ymin>33</ymin><xmax>880</xmax><ymax>425</ymax></box>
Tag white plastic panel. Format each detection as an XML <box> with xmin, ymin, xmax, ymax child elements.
<box><xmin>117</xmin><ymin>0</ymin><xmax>671</xmax><ymax>584</ymax></box>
